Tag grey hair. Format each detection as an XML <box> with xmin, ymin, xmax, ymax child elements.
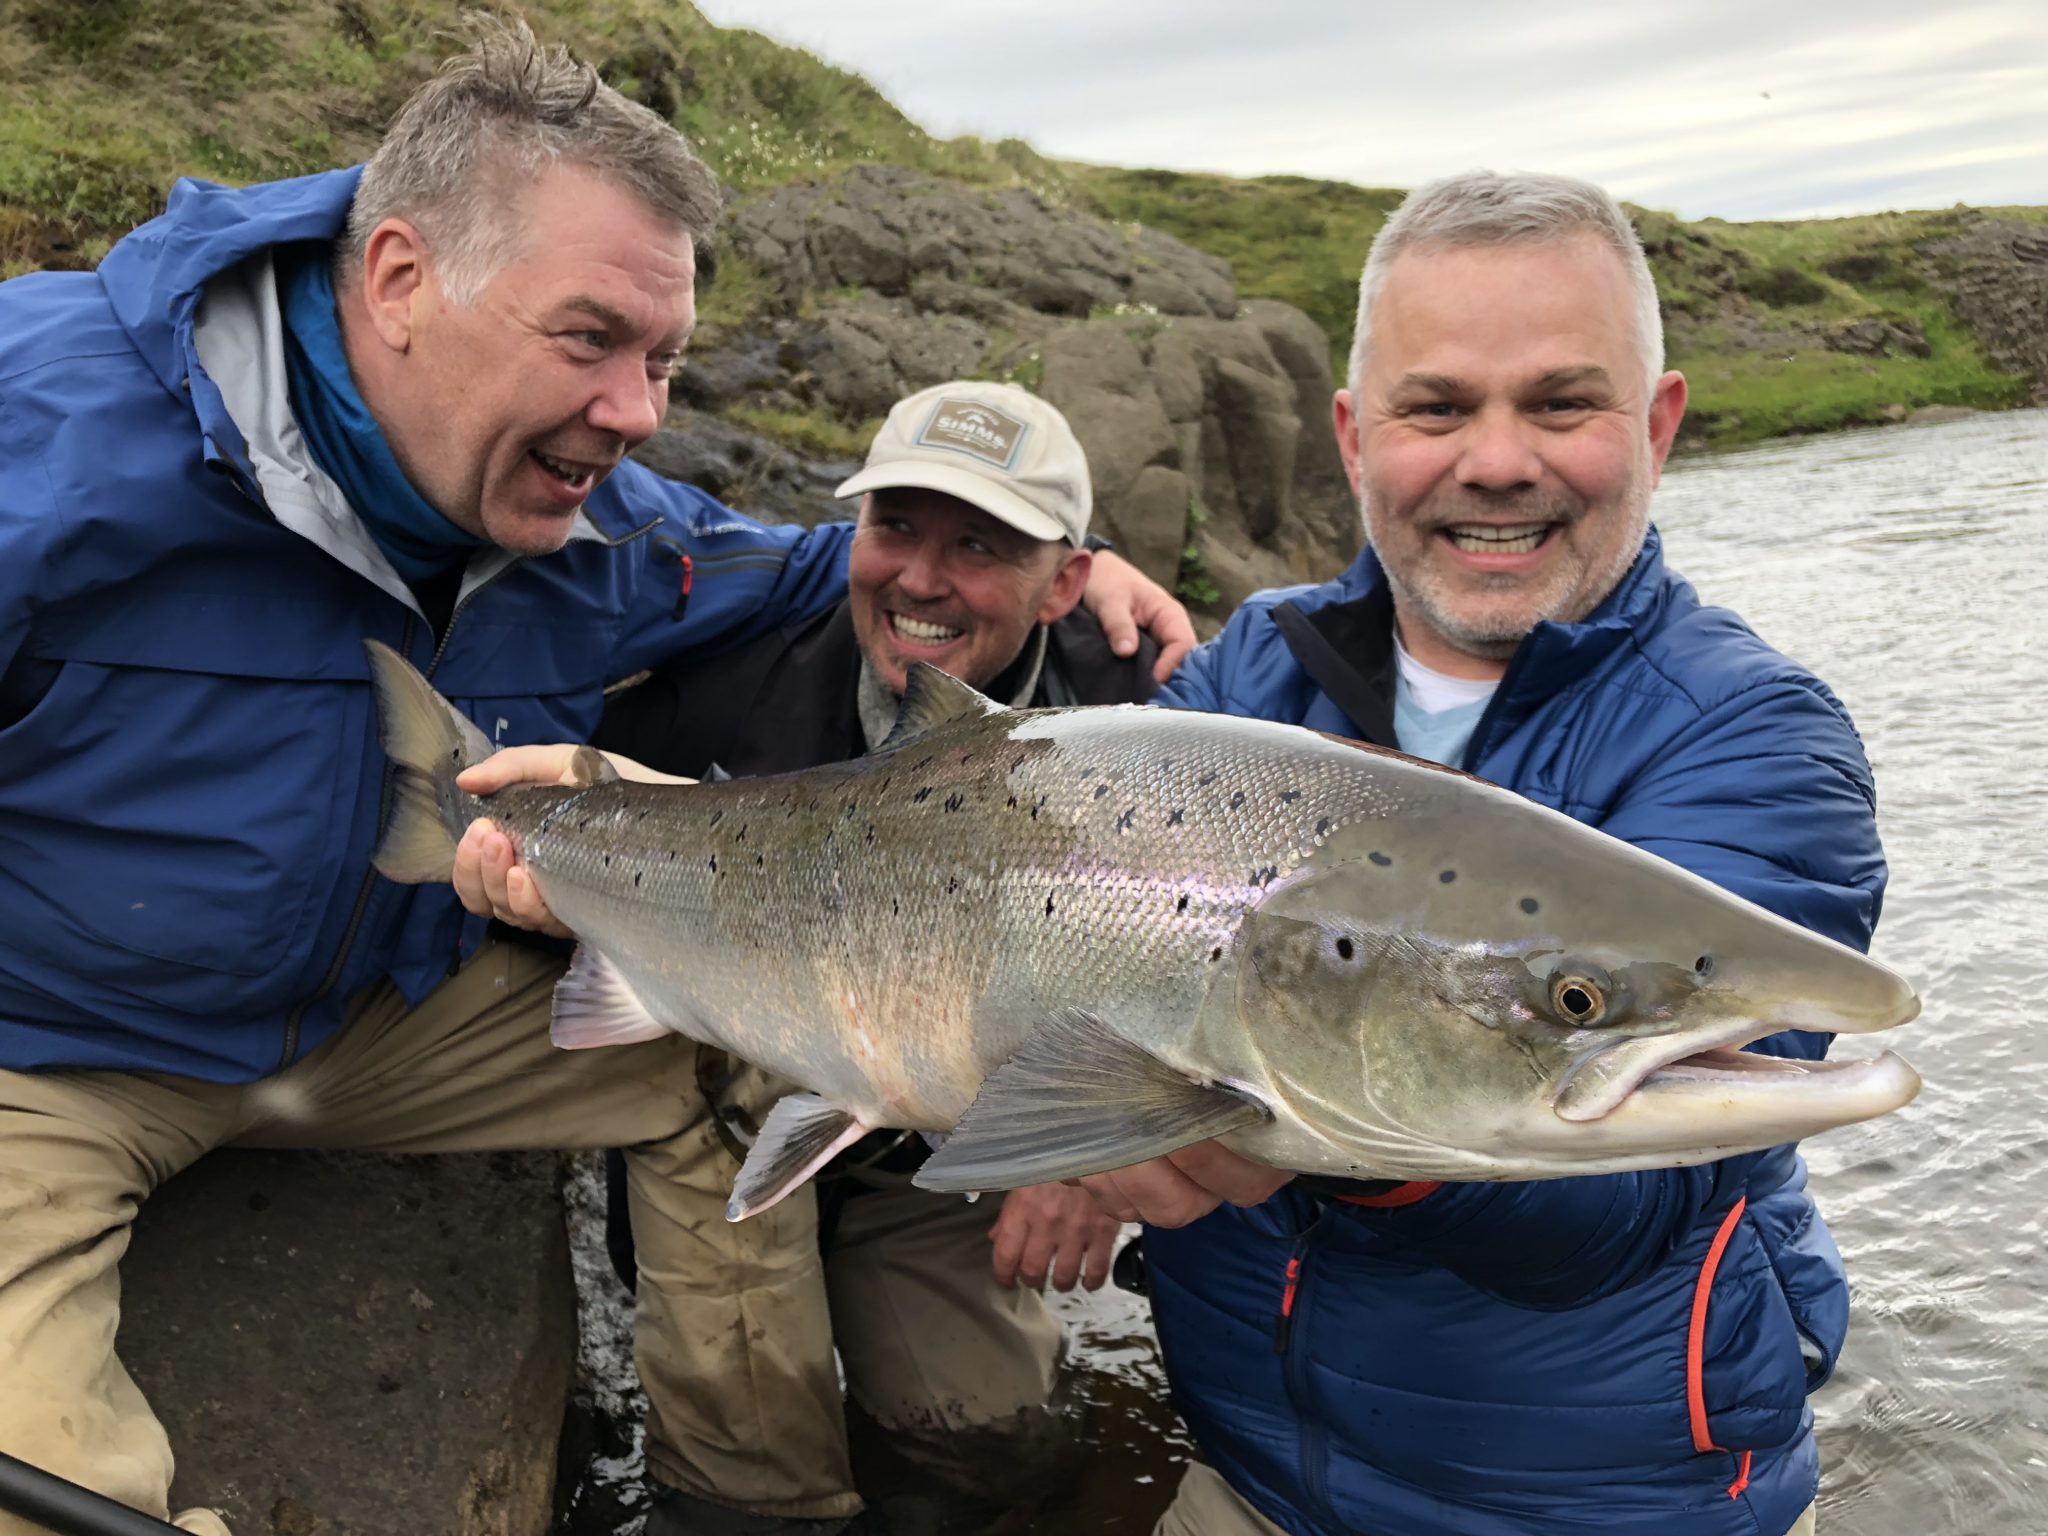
<box><xmin>341</xmin><ymin>13</ymin><xmax>721</xmax><ymax>304</ymax></box>
<box><xmin>1346</xmin><ymin>170</ymin><xmax>1663</xmax><ymax>396</ymax></box>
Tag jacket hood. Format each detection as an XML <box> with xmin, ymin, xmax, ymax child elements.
<box><xmin>98</xmin><ymin>167</ymin><xmax>363</xmax><ymax>399</ymax></box>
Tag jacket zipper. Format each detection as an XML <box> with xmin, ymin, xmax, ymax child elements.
<box><xmin>274</xmin><ymin>610</ymin><xmax>419</xmax><ymax>1072</ymax></box>
<box><xmin>1275</xmin><ymin>1214</ymin><xmax>1342</xmax><ymax>1531</ymax></box>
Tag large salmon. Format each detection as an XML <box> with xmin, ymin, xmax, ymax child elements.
<box><xmin>364</xmin><ymin>641</ymin><xmax>1920</xmax><ymax>1220</ymax></box>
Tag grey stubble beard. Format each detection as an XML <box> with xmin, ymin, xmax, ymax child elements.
<box><xmin>1360</xmin><ymin>475</ymin><xmax>1651</xmax><ymax>664</ymax></box>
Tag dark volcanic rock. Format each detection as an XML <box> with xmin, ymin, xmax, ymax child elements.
<box><xmin>729</xmin><ymin>166</ymin><xmax>1236</xmax><ymax>322</ymax></box>
<box><xmin>121</xmin><ymin>1149</ymin><xmax>576</xmax><ymax>1536</ymax></box>
<box><xmin>633</xmin><ymin>409</ymin><xmax>855</xmax><ymax>527</ymax></box>
<box><xmin>1923</xmin><ymin>217</ymin><xmax>2048</xmax><ymax>402</ymax></box>
<box><xmin>685</xmin><ymin>168</ymin><xmax>1362</xmax><ymax>617</ymax></box>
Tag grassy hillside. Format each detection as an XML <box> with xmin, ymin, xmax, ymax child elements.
<box><xmin>0</xmin><ymin>0</ymin><xmax>1072</xmax><ymax>275</ymax></box>
<box><xmin>3</xmin><ymin>0</ymin><xmax>2035</xmax><ymax>448</ymax></box>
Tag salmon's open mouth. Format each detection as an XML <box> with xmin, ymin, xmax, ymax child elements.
<box><xmin>1552</xmin><ymin>1011</ymin><xmax>1920</xmax><ymax>1124</ymax></box>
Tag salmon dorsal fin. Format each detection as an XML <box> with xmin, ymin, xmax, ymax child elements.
<box><xmin>874</xmin><ymin>663</ymin><xmax>1003</xmax><ymax>753</ymax></box>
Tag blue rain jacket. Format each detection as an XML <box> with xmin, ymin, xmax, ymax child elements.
<box><xmin>0</xmin><ymin>169</ymin><xmax>850</xmax><ymax>1081</ymax></box>
<box><xmin>1147</xmin><ymin>535</ymin><xmax>1888</xmax><ymax>1536</ymax></box>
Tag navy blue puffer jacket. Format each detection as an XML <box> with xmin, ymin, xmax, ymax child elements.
<box><xmin>1147</xmin><ymin>534</ymin><xmax>1887</xmax><ymax>1536</ymax></box>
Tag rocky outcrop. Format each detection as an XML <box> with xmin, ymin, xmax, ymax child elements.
<box><xmin>120</xmin><ymin>1150</ymin><xmax>576</xmax><ymax>1536</ymax></box>
<box><xmin>651</xmin><ymin>168</ymin><xmax>1360</xmax><ymax>621</ymax></box>
<box><xmin>1923</xmin><ymin>217</ymin><xmax>2048</xmax><ymax>403</ymax></box>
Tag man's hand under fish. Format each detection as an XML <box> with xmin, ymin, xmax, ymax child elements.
<box><xmin>453</xmin><ymin>744</ymin><xmax>693</xmax><ymax>938</ymax></box>
<box><xmin>449</xmin><ymin>742</ymin><xmax>1279</xmax><ymax>1232</ymax></box>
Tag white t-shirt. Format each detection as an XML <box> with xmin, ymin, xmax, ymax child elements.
<box><xmin>1391</xmin><ymin>633</ymin><xmax>1498</xmax><ymax>769</ymax></box>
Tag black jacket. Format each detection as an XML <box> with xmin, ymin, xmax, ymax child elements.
<box><xmin>597</xmin><ymin>599</ymin><xmax>1157</xmax><ymax>778</ymax></box>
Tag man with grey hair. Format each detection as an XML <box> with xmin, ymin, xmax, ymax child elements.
<box><xmin>0</xmin><ymin>18</ymin><xmax>1187</xmax><ymax>1535</ymax></box>
<box><xmin>1089</xmin><ymin>170</ymin><xmax>1886</xmax><ymax>1536</ymax></box>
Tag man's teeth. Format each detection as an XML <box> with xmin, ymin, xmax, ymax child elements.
<box><xmin>893</xmin><ymin>614</ymin><xmax>963</xmax><ymax>644</ymax></box>
<box><xmin>1447</xmin><ymin>523</ymin><xmax>1547</xmax><ymax>555</ymax></box>
<box><xmin>534</xmin><ymin>450</ymin><xmax>595</xmax><ymax>487</ymax></box>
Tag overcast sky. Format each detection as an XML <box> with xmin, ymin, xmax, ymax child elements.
<box><xmin>696</xmin><ymin>0</ymin><xmax>2047</xmax><ymax>220</ymax></box>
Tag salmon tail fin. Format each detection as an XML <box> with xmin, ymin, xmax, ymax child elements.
<box><xmin>363</xmin><ymin>639</ymin><xmax>493</xmax><ymax>884</ymax></box>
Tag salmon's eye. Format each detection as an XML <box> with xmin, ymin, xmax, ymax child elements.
<box><xmin>1550</xmin><ymin>973</ymin><xmax>1608</xmax><ymax>1026</ymax></box>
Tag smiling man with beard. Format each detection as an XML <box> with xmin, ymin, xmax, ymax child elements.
<box><xmin>555</xmin><ymin>380</ymin><xmax>1156</xmax><ymax>1536</ymax></box>
<box><xmin>1087</xmin><ymin>172</ymin><xmax>1891</xmax><ymax>1536</ymax></box>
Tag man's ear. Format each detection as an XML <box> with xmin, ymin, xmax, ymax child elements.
<box><xmin>1332</xmin><ymin>389</ymin><xmax>1365</xmax><ymax>500</ymax></box>
<box><xmin>1037</xmin><ymin>546</ymin><xmax>1093</xmax><ymax>626</ymax></box>
<box><xmin>1645</xmin><ymin>370</ymin><xmax>1689</xmax><ymax>483</ymax></box>
<box><xmin>356</xmin><ymin>217</ymin><xmax>431</xmax><ymax>353</ymax></box>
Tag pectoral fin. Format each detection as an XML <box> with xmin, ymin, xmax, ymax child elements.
<box><xmin>726</xmin><ymin>1095</ymin><xmax>875</xmax><ymax>1222</ymax></box>
<box><xmin>914</xmin><ymin>1008</ymin><xmax>1269</xmax><ymax>1194</ymax></box>
<box><xmin>551</xmin><ymin>946</ymin><xmax>672</xmax><ymax>1049</ymax></box>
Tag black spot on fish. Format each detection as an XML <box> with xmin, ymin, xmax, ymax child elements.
<box><xmin>892</xmin><ymin>898</ymin><xmax>900</xmax><ymax>916</ymax></box>
<box><xmin>1166</xmin><ymin>808</ymin><xmax>1185</xmax><ymax>826</ymax></box>
<box><xmin>960</xmin><ymin>753</ymin><xmax>974</xmax><ymax>764</ymax></box>
<box><xmin>667</xmin><ymin>850</ymin><xmax>677</xmax><ymax>861</ymax></box>
<box><xmin>1094</xmin><ymin>784</ymin><xmax>1110</xmax><ymax>799</ymax></box>
<box><xmin>1439</xmin><ymin>869</ymin><xmax>1457</xmax><ymax>884</ymax></box>
<box><xmin>1336</xmin><ymin>937</ymin><xmax>1355</xmax><ymax>961</ymax></box>
<box><xmin>1116</xmin><ymin>807</ymin><xmax>1136</xmax><ymax>832</ymax></box>
<box><xmin>1045</xmin><ymin>893</ymin><xmax>1056</xmax><ymax>917</ymax></box>
<box><xmin>1315</xmin><ymin>818</ymin><xmax>1332</xmax><ymax>837</ymax></box>
<box><xmin>947</xmin><ymin>877</ymin><xmax>960</xmax><ymax>895</ymax></box>
<box><xmin>1251</xmin><ymin>865</ymin><xmax>1278</xmax><ymax>888</ymax></box>
<box><xmin>914</xmin><ymin>787</ymin><xmax>933</xmax><ymax>803</ymax></box>
<box><xmin>1007</xmin><ymin>794</ymin><xmax>1019</xmax><ymax>809</ymax></box>
<box><xmin>1279</xmin><ymin>789</ymin><xmax>1302</xmax><ymax>803</ymax></box>
<box><xmin>1521</xmin><ymin>897</ymin><xmax>1540</xmax><ymax>915</ymax></box>
<box><xmin>845</xmin><ymin>802</ymin><xmax>858</xmax><ymax>817</ymax></box>
<box><xmin>944</xmin><ymin>793</ymin><xmax>964</xmax><ymax>813</ymax></box>
<box><xmin>633</xmin><ymin>871</ymin><xmax>642</xmax><ymax>887</ymax></box>
<box><xmin>1198</xmin><ymin>770</ymin><xmax>1218</xmax><ymax>785</ymax></box>
<box><xmin>709</xmin><ymin>810</ymin><xmax>723</xmax><ymax>828</ymax></box>
<box><xmin>1176</xmin><ymin>893</ymin><xmax>1189</xmax><ymax>913</ymax></box>
<box><xmin>736</xmin><ymin>825</ymin><xmax>747</xmax><ymax>842</ymax></box>
<box><xmin>756</xmin><ymin>853</ymin><xmax>764</xmax><ymax>867</ymax></box>
<box><xmin>708</xmin><ymin>855</ymin><xmax>718</xmax><ymax>873</ymax></box>
<box><xmin>1230</xmin><ymin>791</ymin><xmax>1246</xmax><ymax>809</ymax></box>
<box><xmin>1012</xmin><ymin>754</ymin><xmax>1027</xmax><ymax>773</ymax></box>
<box><xmin>1369</xmin><ymin>851</ymin><xmax>1392</xmax><ymax>867</ymax></box>
<box><xmin>1209</xmin><ymin>946</ymin><xmax>1223</xmax><ymax>963</ymax></box>
<box><xmin>602</xmin><ymin>854</ymin><xmax>610</xmax><ymax>866</ymax></box>
<box><xmin>578</xmin><ymin>817</ymin><xmax>591</xmax><ymax>831</ymax></box>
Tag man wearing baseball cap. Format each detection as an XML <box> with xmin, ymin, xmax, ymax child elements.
<box><xmin>588</xmin><ymin>380</ymin><xmax>1159</xmax><ymax>1536</ymax></box>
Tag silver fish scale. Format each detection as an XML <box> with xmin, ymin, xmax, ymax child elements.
<box><xmin>512</xmin><ymin>704</ymin><xmax>1446</xmax><ymax>1127</ymax></box>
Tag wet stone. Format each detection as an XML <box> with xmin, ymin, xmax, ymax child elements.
<box><xmin>121</xmin><ymin>1149</ymin><xmax>574</xmax><ymax>1536</ymax></box>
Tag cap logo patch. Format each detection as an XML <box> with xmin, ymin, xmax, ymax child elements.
<box><xmin>916</xmin><ymin>399</ymin><xmax>1028</xmax><ymax>469</ymax></box>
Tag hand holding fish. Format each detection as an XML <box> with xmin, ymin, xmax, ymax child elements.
<box><xmin>451</xmin><ymin>745</ymin><xmax>693</xmax><ymax>936</ymax></box>
<box><xmin>1071</xmin><ymin>1146</ymin><xmax>1295</xmax><ymax>1230</ymax></box>
<box><xmin>988</xmin><ymin>1182</ymin><xmax>1128</xmax><ymax>1291</ymax></box>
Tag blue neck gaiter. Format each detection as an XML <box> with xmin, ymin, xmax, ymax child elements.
<box><xmin>276</xmin><ymin>245</ymin><xmax>482</xmax><ymax>583</ymax></box>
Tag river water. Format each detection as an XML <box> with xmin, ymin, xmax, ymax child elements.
<box><xmin>561</xmin><ymin>408</ymin><xmax>2048</xmax><ymax>1536</ymax></box>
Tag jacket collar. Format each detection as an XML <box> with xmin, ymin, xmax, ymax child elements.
<box><xmin>101</xmin><ymin>167</ymin><xmax>364</xmax><ymax>404</ymax></box>
<box><xmin>1278</xmin><ymin>527</ymin><xmax>1671</xmax><ymax>758</ymax></box>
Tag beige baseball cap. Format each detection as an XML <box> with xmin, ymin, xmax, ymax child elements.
<box><xmin>834</xmin><ymin>381</ymin><xmax>1092</xmax><ymax>546</ymax></box>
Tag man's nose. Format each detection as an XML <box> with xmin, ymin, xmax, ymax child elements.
<box><xmin>894</xmin><ymin>542</ymin><xmax>952</xmax><ymax>599</ymax></box>
<box><xmin>1455</xmin><ymin>404</ymin><xmax>1543</xmax><ymax>493</ymax></box>
<box><xmin>586</xmin><ymin>360</ymin><xmax>665</xmax><ymax>446</ymax></box>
